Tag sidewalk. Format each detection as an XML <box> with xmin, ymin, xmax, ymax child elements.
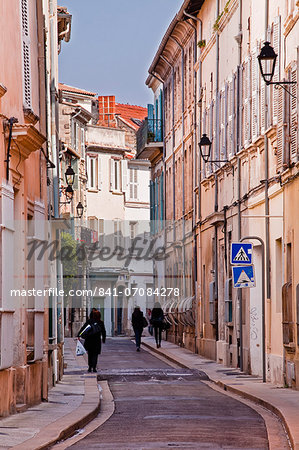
<box><xmin>142</xmin><ymin>336</ymin><xmax>299</xmax><ymax>450</ymax></box>
<box><xmin>0</xmin><ymin>339</ymin><xmax>100</xmax><ymax>450</ymax></box>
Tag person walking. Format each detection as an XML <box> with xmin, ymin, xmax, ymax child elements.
<box><xmin>78</xmin><ymin>310</ymin><xmax>106</xmax><ymax>373</ymax></box>
<box><xmin>131</xmin><ymin>306</ymin><xmax>145</xmax><ymax>352</ymax></box>
<box><xmin>150</xmin><ymin>302</ymin><xmax>164</xmax><ymax>348</ymax></box>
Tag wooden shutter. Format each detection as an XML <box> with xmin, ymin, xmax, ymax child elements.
<box><xmin>21</xmin><ymin>0</ymin><xmax>31</xmax><ymax>108</ymax></box>
<box><xmin>290</xmin><ymin>65</ymin><xmax>298</xmax><ymax>161</ymax></box>
<box><xmin>220</xmin><ymin>88</ymin><xmax>226</xmax><ymax>162</ymax></box>
<box><xmin>121</xmin><ymin>159</ymin><xmax>128</xmax><ymax>194</ymax></box>
<box><xmin>243</xmin><ymin>57</ymin><xmax>251</xmax><ymax>147</ymax></box>
<box><xmin>160</xmin><ymin>172</ymin><xmax>164</xmax><ymax>225</ymax></box>
<box><xmin>276</xmin><ymin>87</ymin><xmax>286</xmax><ymax>170</ymax></box>
<box><xmin>252</xmin><ymin>45</ymin><xmax>260</xmax><ymax>141</ymax></box>
<box><xmin>228</xmin><ymin>78</ymin><xmax>233</xmax><ymax>156</ymax></box>
<box><xmin>272</xmin><ymin>16</ymin><xmax>281</xmax><ymax>126</ymax></box>
<box><xmin>110</xmin><ymin>159</ymin><xmax>115</xmax><ymax>191</ymax></box>
<box><xmin>97</xmin><ymin>156</ymin><xmax>102</xmax><ymax>190</ymax></box>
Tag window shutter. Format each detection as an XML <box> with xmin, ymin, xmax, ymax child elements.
<box><xmin>81</xmin><ymin>128</ymin><xmax>85</xmax><ymax>157</ymax></box>
<box><xmin>21</xmin><ymin>0</ymin><xmax>31</xmax><ymax>109</ymax></box>
<box><xmin>150</xmin><ymin>180</ymin><xmax>154</xmax><ymax>231</ymax></box>
<box><xmin>134</xmin><ymin>168</ymin><xmax>138</xmax><ymax>199</ymax></box>
<box><xmin>121</xmin><ymin>160</ymin><xmax>128</xmax><ymax>194</ymax></box>
<box><xmin>202</xmin><ymin>108</ymin><xmax>207</xmax><ymax>178</ymax></box>
<box><xmin>272</xmin><ymin>16</ymin><xmax>281</xmax><ymax>126</ymax></box>
<box><xmin>160</xmin><ymin>172</ymin><xmax>164</xmax><ymax>225</ymax></box>
<box><xmin>110</xmin><ymin>159</ymin><xmax>115</xmax><ymax>191</ymax></box>
<box><xmin>208</xmin><ymin>102</ymin><xmax>214</xmax><ymax>173</ymax></box>
<box><xmin>97</xmin><ymin>156</ymin><xmax>102</xmax><ymax>190</ymax></box>
<box><xmin>71</xmin><ymin>158</ymin><xmax>78</xmax><ymax>190</ymax></box>
<box><xmin>75</xmin><ymin>123</ymin><xmax>79</xmax><ymax>151</ymax></box>
<box><xmin>252</xmin><ymin>45</ymin><xmax>260</xmax><ymax>141</ymax></box>
<box><xmin>290</xmin><ymin>65</ymin><xmax>298</xmax><ymax>161</ymax></box>
<box><xmin>243</xmin><ymin>58</ymin><xmax>251</xmax><ymax>147</ymax></box>
<box><xmin>228</xmin><ymin>79</ymin><xmax>233</xmax><ymax>156</ymax></box>
<box><xmin>220</xmin><ymin>88</ymin><xmax>226</xmax><ymax>162</ymax></box>
<box><xmin>155</xmin><ymin>177</ymin><xmax>158</xmax><ymax>233</ymax></box>
<box><xmin>276</xmin><ymin>87</ymin><xmax>286</xmax><ymax>170</ymax></box>
<box><xmin>86</xmin><ymin>156</ymin><xmax>90</xmax><ymax>188</ymax></box>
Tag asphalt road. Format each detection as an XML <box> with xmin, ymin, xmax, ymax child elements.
<box><xmin>70</xmin><ymin>338</ymin><xmax>269</xmax><ymax>449</ymax></box>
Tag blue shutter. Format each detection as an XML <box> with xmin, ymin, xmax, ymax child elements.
<box><xmin>160</xmin><ymin>172</ymin><xmax>164</xmax><ymax>228</ymax></box>
<box><xmin>150</xmin><ymin>180</ymin><xmax>154</xmax><ymax>234</ymax></box>
<box><xmin>155</xmin><ymin>178</ymin><xmax>159</xmax><ymax>233</ymax></box>
<box><xmin>147</xmin><ymin>104</ymin><xmax>154</xmax><ymax>134</ymax></box>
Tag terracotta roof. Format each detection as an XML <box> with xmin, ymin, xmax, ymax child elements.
<box><xmin>115</xmin><ymin>103</ymin><xmax>147</xmax><ymax>130</ymax></box>
<box><xmin>59</xmin><ymin>83</ymin><xmax>96</xmax><ymax>97</ymax></box>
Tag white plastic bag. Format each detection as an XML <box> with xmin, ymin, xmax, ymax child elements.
<box><xmin>76</xmin><ymin>339</ymin><xmax>86</xmax><ymax>356</ymax></box>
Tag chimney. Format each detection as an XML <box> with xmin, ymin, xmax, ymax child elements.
<box><xmin>98</xmin><ymin>95</ymin><xmax>116</xmax><ymax>127</ymax></box>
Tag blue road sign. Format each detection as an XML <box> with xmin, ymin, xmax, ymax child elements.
<box><xmin>231</xmin><ymin>242</ymin><xmax>252</xmax><ymax>265</ymax></box>
<box><xmin>232</xmin><ymin>265</ymin><xmax>256</xmax><ymax>288</ymax></box>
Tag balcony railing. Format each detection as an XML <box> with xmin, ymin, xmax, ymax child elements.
<box><xmin>137</xmin><ymin>118</ymin><xmax>163</xmax><ymax>155</ymax></box>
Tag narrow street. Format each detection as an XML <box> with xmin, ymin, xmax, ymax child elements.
<box><xmin>69</xmin><ymin>338</ymin><xmax>269</xmax><ymax>449</ymax></box>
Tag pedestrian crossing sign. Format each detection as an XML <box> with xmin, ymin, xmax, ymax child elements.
<box><xmin>231</xmin><ymin>243</ymin><xmax>252</xmax><ymax>265</ymax></box>
<box><xmin>232</xmin><ymin>265</ymin><xmax>256</xmax><ymax>288</ymax></box>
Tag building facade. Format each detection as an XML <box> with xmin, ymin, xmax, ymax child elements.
<box><xmin>0</xmin><ymin>0</ymin><xmax>71</xmax><ymax>416</ymax></box>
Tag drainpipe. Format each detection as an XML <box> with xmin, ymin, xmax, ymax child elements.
<box><xmin>169</xmin><ymin>35</ymin><xmax>186</xmax><ymax>299</ymax></box>
<box><xmin>235</xmin><ymin>0</ymin><xmax>243</xmax><ymax>371</ymax></box>
<box><xmin>263</xmin><ymin>0</ymin><xmax>270</xmax><ymax>380</ymax></box>
<box><xmin>214</xmin><ymin>0</ymin><xmax>220</xmax><ymax>342</ymax></box>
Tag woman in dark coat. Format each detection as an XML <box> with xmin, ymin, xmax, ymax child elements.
<box><xmin>78</xmin><ymin>310</ymin><xmax>106</xmax><ymax>372</ymax></box>
<box><xmin>150</xmin><ymin>302</ymin><xmax>164</xmax><ymax>348</ymax></box>
<box><xmin>131</xmin><ymin>306</ymin><xmax>145</xmax><ymax>352</ymax></box>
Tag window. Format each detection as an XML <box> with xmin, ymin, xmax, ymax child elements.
<box><xmin>130</xmin><ymin>221</ymin><xmax>137</xmax><ymax>241</ymax></box>
<box><xmin>87</xmin><ymin>155</ymin><xmax>101</xmax><ymax>190</ymax></box>
<box><xmin>110</xmin><ymin>158</ymin><xmax>121</xmax><ymax>192</ymax></box>
<box><xmin>129</xmin><ymin>168</ymin><xmax>138</xmax><ymax>200</ymax></box>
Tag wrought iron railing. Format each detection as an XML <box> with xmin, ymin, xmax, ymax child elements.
<box><xmin>137</xmin><ymin>118</ymin><xmax>163</xmax><ymax>154</ymax></box>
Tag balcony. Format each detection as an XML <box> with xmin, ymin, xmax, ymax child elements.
<box><xmin>136</xmin><ymin>118</ymin><xmax>163</xmax><ymax>160</ymax></box>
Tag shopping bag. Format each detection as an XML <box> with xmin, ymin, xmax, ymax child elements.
<box><xmin>76</xmin><ymin>339</ymin><xmax>87</xmax><ymax>356</ymax></box>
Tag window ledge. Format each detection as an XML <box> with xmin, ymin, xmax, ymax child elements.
<box><xmin>111</xmin><ymin>190</ymin><xmax>123</xmax><ymax>196</ymax></box>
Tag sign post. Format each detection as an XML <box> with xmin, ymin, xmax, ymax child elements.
<box><xmin>239</xmin><ymin>236</ymin><xmax>266</xmax><ymax>383</ymax></box>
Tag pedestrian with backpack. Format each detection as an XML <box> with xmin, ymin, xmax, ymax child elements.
<box><xmin>78</xmin><ymin>310</ymin><xmax>106</xmax><ymax>372</ymax></box>
<box><xmin>150</xmin><ymin>302</ymin><xmax>164</xmax><ymax>348</ymax></box>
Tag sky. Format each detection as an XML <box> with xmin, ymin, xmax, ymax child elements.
<box><xmin>59</xmin><ymin>0</ymin><xmax>182</xmax><ymax>107</ymax></box>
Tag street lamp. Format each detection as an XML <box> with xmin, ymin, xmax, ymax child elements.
<box><xmin>199</xmin><ymin>134</ymin><xmax>212</xmax><ymax>163</ymax></box>
<box><xmin>258</xmin><ymin>42</ymin><xmax>296</xmax><ymax>89</ymax></box>
<box><xmin>76</xmin><ymin>202</ymin><xmax>84</xmax><ymax>218</ymax></box>
<box><xmin>257</xmin><ymin>42</ymin><xmax>277</xmax><ymax>84</ymax></box>
<box><xmin>65</xmin><ymin>184</ymin><xmax>74</xmax><ymax>202</ymax></box>
<box><xmin>199</xmin><ymin>133</ymin><xmax>230</xmax><ymax>164</ymax></box>
<box><xmin>65</xmin><ymin>165</ymin><xmax>75</xmax><ymax>186</ymax></box>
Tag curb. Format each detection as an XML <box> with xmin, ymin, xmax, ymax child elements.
<box><xmin>12</xmin><ymin>376</ymin><xmax>100</xmax><ymax>450</ymax></box>
<box><xmin>142</xmin><ymin>341</ymin><xmax>294</xmax><ymax>449</ymax></box>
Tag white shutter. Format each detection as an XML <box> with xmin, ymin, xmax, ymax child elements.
<box><xmin>276</xmin><ymin>87</ymin><xmax>286</xmax><ymax>170</ymax></box>
<box><xmin>121</xmin><ymin>159</ymin><xmax>128</xmax><ymax>194</ymax></box>
<box><xmin>272</xmin><ymin>16</ymin><xmax>281</xmax><ymax>125</ymax></box>
<box><xmin>243</xmin><ymin>58</ymin><xmax>251</xmax><ymax>147</ymax></box>
<box><xmin>228</xmin><ymin>79</ymin><xmax>233</xmax><ymax>156</ymax></box>
<box><xmin>86</xmin><ymin>156</ymin><xmax>90</xmax><ymax>188</ymax></box>
<box><xmin>75</xmin><ymin>123</ymin><xmax>79</xmax><ymax>151</ymax></box>
<box><xmin>220</xmin><ymin>88</ymin><xmax>226</xmax><ymax>162</ymax></box>
<box><xmin>252</xmin><ymin>46</ymin><xmax>260</xmax><ymax>141</ymax></box>
<box><xmin>134</xmin><ymin>169</ymin><xmax>138</xmax><ymax>199</ymax></box>
<box><xmin>290</xmin><ymin>65</ymin><xmax>298</xmax><ymax>161</ymax></box>
<box><xmin>97</xmin><ymin>156</ymin><xmax>102</xmax><ymax>190</ymax></box>
<box><xmin>21</xmin><ymin>0</ymin><xmax>31</xmax><ymax>109</ymax></box>
<box><xmin>110</xmin><ymin>159</ymin><xmax>115</xmax><ymax>191</ymax></box>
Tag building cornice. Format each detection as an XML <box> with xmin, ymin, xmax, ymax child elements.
<box><xmin>10</xmin><ymin>124</ymin><xmax>46</xmax><ymax>159</ymax></box>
